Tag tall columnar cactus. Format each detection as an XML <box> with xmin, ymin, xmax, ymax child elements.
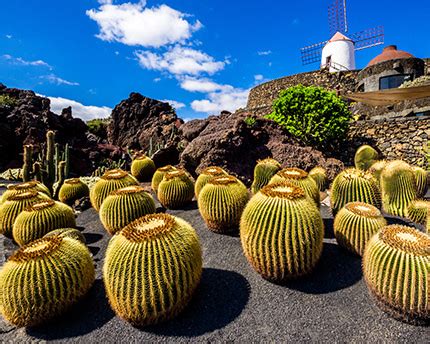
<box><xmin>1</xmin><ymin>181</ymin><xmax>51</xmax><ymax>204</ymax></box>
<box><xmin>0</xmin><ymin>191</ymin><xmax>51</xmax><ymax>238</ymax></box>
<box><xmin>58</xmin><ymin>178</ymin><xmax>90</xmax><ymax>205</ymax></box>
<box><xmin>131</xmin><ymin>155</ymin><xmax>156</xmax><ymax>182</ymax></box>
<box><xmin>269</xmin><ymin>167</ymin><xmax>320</xmax><ymax>206</ymax></box>
<box><xmin>251</xmin><ymin>158</ymin><xmax>281</xmax><ymax>194</ymax></box>
<box><xmin>334</xmin><ymin>202</ymin><xmax>387</xmax><ymax>256</ymax></box>
<box><xmin>380</xmin><ymin>160</ymin><xmax>417</xmax><ymax>217</ymax></box>
<box><xmin>240</xmin><ymin>182</ymin><xmax>324</xmax><ymax>281</ymax></box>
<box><xmin>151</xmin><ymin>165</ymin><xmax>177</xmax><ymax>193</ymax></box>
<box><xmin>354</xmin><ymin>145</ymin><xmax>379</xmax><ymax>171</ymax></box>
<box><xmin>309</xmin><ymin>166</ymin><xmax>328</xmax><ymax>192</ymax></box>
<box><xmin>198</xmin><ymin>175</ymin><xmax>249</xmax><ymax>233</ymax></box>
<box><xmin>99</xmin><ymin>185</ymin><xmax>156</xmax><ymax>235</ymax></box>
<box><xmin>330</xmin><ymin>168</ymin><xmax>381</xmax><ymax>215</ymax></box>
<box><xmin>412</xmin><ymin>166</ymin><xmax>429</xmax><ymax>198</ymax></box>
<box><xmin>0</xmin><ymin>235</ymin><xmax>95</xmax><ymax>327</ymax></box>
<box><xmin>368</xmin><ymin>160</ymin><xmax>387</xmax><ymax>186</ymax></box>
<box><xmin>22</xmin><ymin>145</ymin><xmax>33</xmax><ymax>182</ymax></box>
<box><xmin>90</xmin><ymin>169</ymin><xmax>139</xmax><ymax>211</ymax></box>
<box><xmin>46</xmin><ymin>130</ymin><xmax>56</xmax><ymax>190</ymax></box>
<box><xmin>44</xmin><ymin>227</ymin><xmax>86</xmax><ymax>244</ymax></box>
<box><xmin>103</xmin><ymin>213</ymin><xmax>202</xmax><ymax>326</ymax></box>
<box><xmin>407</xmin><ymin>200</ymin><xmax>430</xmax><ymax>226</ymax></box>
<box><xmin>194</xmin><ymin>166</ymin><xmax>228</xmax><ymax>198</ymax></box>
<box><xmin>158</xmin><ymin>170</ymin><xmax>194</xmax><ymax>209</ymax></box>
<box><xmin>13</xmin><ymin>199</ymin><xmax>76</xmax><ymax>246</ymax></box>
<box><xmin>363</xmin><ymin>225</ymin><xmax>429</xmax><ymax>324</ymax></box>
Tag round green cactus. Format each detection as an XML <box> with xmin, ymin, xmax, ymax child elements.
<box><xmin>240</xmin><ymin>181</ymin><xmax>324</xmax><ymax>281</ymax></box>
<box><xmin>13</xmin><ymin>199</ymin><xmax>76</xmax><ymax>246</ymax></box>
<box><xmin>90</xmin><ymin>169</ymin><xmax>139</xmax><ymax>211</ymax></box>
<box><xmin>269</xmin><ymin>167</ymin><xmax>320</xmax><ymax>206</ymax></box>
<box><xmin>0</xmin><ymin>235</ymin><xmax>95</xmax><ymax>327</ymax></box>
<box><xmin>0</xmin><ymin>190</ymin><xmax>51</xmax><ymax>238</ymax></box>
<box><xmin>251</xmin><ymin>158</ymin><xmax>281</xmax><ymax>194</ymax></box>
<box><xmin>43</xmin><ymin>227</ymin><xmax>86</xmax><ymax>244</ymax></box>
<box><xmin>195</xmin><ymin>166</ymin><xmax>228</xmax><ymax>198</ymax></box>
<box><xmin>157</xmin><ymin>170</ymin><xmax>194</xmax><ymax>209</ymax></box>
<box><xmin>354</xmin><ymin>145</ymin><xmax>379</xmax><ymax>171</ymax></box>
<box><xmin>58</xmin><ymin>178</ymin><xmax>90</xmax><ymax>205</ymax></box>
<box><xmin>368</xmin><ymin>160</ymin><xmax>387</xmax><ymax>186</ymax></box>
<box><xmin>363</xmin><ymin>225</ymin><xmax>429</xmax><ymax>324</ymax></box>
<box><xmin>412</xmin><ymin>166</ymin><xmax>429</xmax><ymax>198</ymax></box>
<box><xmin>309</xmin><ymin>166</ymin><xmax>328</xmax><ymax>191</ymax></box>
<box><xmin>99</xmin><ymin>185</ymin><xmax>156</xmax><ymax>235</ymax></box>
<box><xmin>407</xmin><ymin>200</ymin><xmax>430</xmax><ymax>226</ymax></box>
<box><xmin>131</xmin><ymin>155</ymin><xmax>156</xmax><ymax>182</ymax></box>
<box><xmin>334</xmin><ymin>202</ymin><xmax>387</xmax><ymax>256</ymax></box>
<box><xmin>151</xmin><ymin>165</ymin><xmax>177</xmax><ymax>193</ymax></box>
<box><xmin>330</xmin><ymin>168</ymin><xmax>381</xmax><ymax>216</ymax></box>
<box><xmin>103</xmin><ymin>213</ymin><xmax>202</xmax><ymax>326</ymax></box>
<box><xmin>1</xmin><ymin>181</ymin><xmax>51</xmax><ymax>204</ymax></box>
<box><xmin>380</xmin><ymin>160</ymin><xmax>417</xmax><ymax>217</ymax></box>
<box><xmin>198</xmin><ymin>175</ymin><xmax>249</xmax><ymax>233</ymax></box>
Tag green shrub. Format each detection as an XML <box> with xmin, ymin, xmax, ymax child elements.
<box><xmin>244</xmin><ymin>116</ymin><xmax>256</xmax><ymax>127</ymax></box>
<box><xmin>0</xmin><ymin>94</ymin><xmax>17</xmax><ymax>108</ymax></box>
<box><xmin>266</xmin><ymin>85</ymin><xmax>351</xmax><ymax>148</ymax></box>
<box><xmin>86</xmin><ymin>118</ymin><xmax>110</xmax><ymax>140</ymax></box>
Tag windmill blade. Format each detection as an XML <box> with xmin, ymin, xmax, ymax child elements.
<box><xmin>300</xmin><ymin>41</ymin><xmax>327</xmax><ymax>65</ymax></box>
<box><xmin>351</xmin><ymin>26</ymin><xmax>384</xmax><ymax>50</ymax></box>
<box><xmin>328</xmin><ymin>0</ymin><xmax>348</xmax><ymax>35</ymax></box>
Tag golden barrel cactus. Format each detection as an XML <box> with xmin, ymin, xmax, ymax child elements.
<box><xmin>1</xmin><ymin>181</ymin><xmax>51</xmax><ymax>204</ymax></box>
<box><xmin>354</xmin><ymin>145</ymin><xmax>379</xmax><ymax>171</ymax></box>
<box><xmin>309</xmin><ymin>166</ymin><xmax>328</xmax><ymax>191</ymax></box>
<box><xmin>131</xmin><ymin>155</ymin><xmax>156</xmax><ymax>182</ymax></box>
<box><xmin>151</xmin><ymin>165</ymin><xmax>177</xmax><ymax>193</ymax></box>
<box><xmin>412</xmin><ymin>166</ymin><xmax>429</xmax><ymax>198</ymax></box>
<box><xmin>157</xmin><ymin>170</ymin><xmax>194</xmax><ymax>209</ymax></box>
<box><xmin>58</xmin><ymin>178</ymin><xmax>90</xmax><ymax>205</ymax></box>
<box><xmin>407</xmin><ymin>200</ymin><xmax>430</xmax><ymax>226</ymax></box>
<box><xmin>43</xmin><ymin>227</ymin><xmax>86</xmax><ymax>243</ymax></box>
<box><xmin>194</xmin><ymin>166</ymin><xmax>228</xmax><ymax>198</ymax></box>
<box><xmin>251</xmin><ymin>158</ymin><xmax>281</xmax><ymax>194</ymax></box>
<box><xmin>368</xmin><ymin>160</ymin><xmax>387</xmax><ymax>186</ymax></box>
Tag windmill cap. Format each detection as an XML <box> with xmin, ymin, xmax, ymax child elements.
<box><xmin>329</xmin><ymin>32</ymin><xmax>353</xmax><ymax>42</ymax></box>
<box><xmin>367</xmin><ymin>45</ymin><xmax>414</xmax><ymax>66</ymax></box>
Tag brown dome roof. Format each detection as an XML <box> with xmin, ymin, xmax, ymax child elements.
<box><xmin>367</xmin><ymin>45</ymin><xmax>414</xmax><ymax>67</ymax></box>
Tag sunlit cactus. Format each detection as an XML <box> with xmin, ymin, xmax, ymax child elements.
<box><xmin>131</xmin><ymin>155</ymin><xmax>156</xmax><ymax>182</ymax></box>
<box><xmin>407</xmin><ymin>200</ymin><xmax>430</xmax><ymax>226</ymax></box>
<box><xmin>194</xmin><ymin>166</ymin><xmax>228</xmax><ymax>198</ymax></box>
<box><xmin>58</xmin><ymin>178</ymin><xmax>90</xmax><ymax>205</ymax></box>
<box><xmin>368</xmin><ymin>160</ymin><xmax>387</xmax><ymax>186</ymax></box>
<box><xmin>151</xmin><ymin>165</ymin><xmax>177</xmax><ymax>193</ymax></box>
<box><xmin>103</xmin><ymin>213</ymin><xmax>202</xmax><ymax>326</ymax></box>
<box><xmin>412</xmin><ymin>166</ymin><xmax>429</xmax><ymax>198</ymax></box>
<box><xmin>363</xmin><ymin>225</ymin><xmax>429</xmax><ymax>325</ymax></box>
<box><xmin>0</xmin><ymin>235</ymin><xmax>95</xmax><ymax>327</ymax></box>
<box><xmin>157</xmin><ymin>170</ymin><xmax>194</xmax><ymax>209</ymax></box>
<box><xmin>44</xmin><ymin>227</ymin><xmax>86</xmax><ymax>244</ymax></box>
<box><xmin>334</xmin><ymin>202</ymin><xmax>387</xmax><ymax>256</ymax></box>
<box><xmin>99</xmin><ymin>185</ymin><xmax>156</xmax><ymax>235</ymax></box>
<box><xmin>309</xmin><ymin>166</ymin><xmax>328</xmax><ymax>191</ymax></box>
<box><xmin>251</xmin><ymin>158</ymin><xmax>281</xmax><ymax>194</ymax></box>
<box><xmin>1</xmin><ymin>181</ymin><xmax>51</xmax><ymax>204</ymax></box>
<box><xmin>354</xmin><ymin>145</ymin><xmax>379</xmax><ymax>171</ymax></box>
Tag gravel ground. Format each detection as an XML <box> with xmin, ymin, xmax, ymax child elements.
<box><xmin>0</xmin><ymin>184</ymin><xmax>428</xmax><ymax>343</ymax></box>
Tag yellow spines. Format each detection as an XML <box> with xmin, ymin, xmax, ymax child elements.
<box><xmin>0</xmin><ymin>190</ymin><xmax>51</xmax><ymax>238</ymax></box>
<box><xmin>43</xmin><ymin>227</ymin><xmax>86</xmax><ymax>243</ymax></box>
<box><xmin>354</xmin><ymin>145</ymin><xmax>379</xmax><ymax>171</ymax></box>
<box><xmin>363</xmin><ymin>225</ymin><xmax>429</xmax><ymax>324</ymax></box>
<box><xmin>368</xmin><ymin>160</ymin><xmax>387</xmax><ymax>186</ymax></box>
<box><xmin>240</xmin><ymin>182</ymin><xmax>324</xmax><ymax>281</ymax></box>
<box><xmin>407</xmin><ymin>200</ymin><xmax>430</xmax><ymax>226</ymax></box>
<box><xmin>1</xmin><ymin>181</ymin><xmax>51</xmax><ymax>204</ymax></box>
<box><xmin>12</xmin><ymin>199</ymin><xmax>76</xmax><ymax>246</ymax></box>
<box><xmin>251</xmin><ymin>158</ymin><xmax>281</xmax><ymax>194</ymax></box>
<box><xmin>269</xmin><ymin>167</ymin><xmax>320</xmax><ymax>206</ymax></box>
<box><xmin>198</xmin><ymin>175</ymin><xmax>249</xmax><ymax>233</ymax></box>
<box><xmin>99</xmin><ymin>185</ymin><xmax>156</xmax><ymax>235</ymax></box>
<box><xmin>0</xmin><ymin>235</ymin><xmax>95</xmax><ymax>327</ymax></box>
<box><xmin>157</xmin><ymin>170</ymin><xmax>194</xmax><ymax>209</ymax></box>
<box><xmin>90</xmin><ymin>169</ymin><xmax>139</xmax><ymax>211</ymax></box>
<box><xmin>103</xmin><ymin>213</ymin><xmax>202</xmax><ymax>326</ymax></box>
<box><xmin>309</xmin><ymin>166</ymin><xmax>328</xmax><ymax>191</ymax></box>
<box><xmin>131</xmin><ymin>155</ymin><xmax>156</xmax><ymax>182</ymax></box>
<box><xmin>412</xmin><ymin>166</ymin><xmax>429</xmax><ymax>198</ymax></box>
<box><xmin>58</xmin><ymin>178</ymin><xmax>90</xmax><ymax>205</ymax></box>
<box><xmin>334</xmin><ymin>202</ymin><xmax>387</xmax><ymax>256</ymax></box>
<box><xmin>194</xmin><ymin>166</ymin><xmax>228</xmax><ymax>198</ymax></box>
<box><xmin>151</xmin><ymin>165</ymin><xmax>177</xmax><ymax>193</ymax></box>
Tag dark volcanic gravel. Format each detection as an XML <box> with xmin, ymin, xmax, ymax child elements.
<box><xmin>0</xmin><ymin>184</ymin><xmax>428</xmax><ymax>343</ymax></box>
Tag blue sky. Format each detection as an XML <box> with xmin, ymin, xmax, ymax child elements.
<box><xmin>1</xmin><ymin>0</ymin><xmax>429</xmax><ymax>121</ymax></box>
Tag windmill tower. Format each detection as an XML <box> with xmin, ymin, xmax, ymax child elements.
<box><xmin>300</xmin><ymin>0</ymin><xmax>384</xmax><ymax>72</ymax></box>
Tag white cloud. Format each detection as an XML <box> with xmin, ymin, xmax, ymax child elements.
<box><xmin>257</xmin><ymin>50</ymin><xmax>272</xmax><ymax>56</ymax></box>
<box><xmin>254</xmin><ymin>74</ymin><xmax>264</xmax><ymax>81</ymax></box>
<box><xmin>180</xmin><ymin>77</ymin><xmax>231</xmax><ymax>93</ymax></box>
<box><xmin>153</xmin><ymin>77</ymin><xmax>161</xmax><ymax>83</ymax></box>
<box><xmin>135</xmin><ymin>45</ymin><xmax>225</xmax><ymax>76</ymax></box>
<box><xmin>191</xmin><ymin>87</ymin><xmax>249</xmax><ymax>114</ymax></box>
<box><xmin>86</xmin><ymin>1</ymin><xmax>202</xmax><ymax>48</ymax></box>
<box><xmin>42</xmin><ymin>74</ymin><xmax>79</xmax><ymax>86</ymax></box>
<box><xmin>161</xmin><ymin>99</ymin><xmax>185</xmax><ymax>109</ymax></box>
<box><xmin>5</xmin><ymin>35</ymin><xmax>12</xmax><ymax>39</ymax></box>
<box><xmin>2</xmin><ymin>54</ymin><xmax>51</xmax><ymax>68</ymax></box>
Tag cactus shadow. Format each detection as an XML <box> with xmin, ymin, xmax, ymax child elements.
<box><xmin>88</xmin><ymin>246</ymin><xmax>101</xmax><ymax>256</ymax></box>
<box><xmin>144</xmin><ymin>268</ymin><xmax>250</xmax><ymax>337</ymax></box>
<box><xmin>83</xmin><ymin>232</ymin><xmax>104</xmax><ymax>244</ymax></box>
<box><xmin>26</xmin><ymin>279</ymin><xmax>114</xmax><ymax>340</ymax></box>
<box><xmin>322</xmin><ymin>218</ymin><xmax>335</xmax><ymax>239</ymax></box>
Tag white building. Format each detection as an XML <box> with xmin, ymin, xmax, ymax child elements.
<box><xmin>321</xmin><ymin>32</ymin><xmax>356</xmax><ymax>72</ymax></box>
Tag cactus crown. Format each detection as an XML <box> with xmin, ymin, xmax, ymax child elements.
<box><xmin>8</xmin><ymin>190</ymin><xmax>40</xmax><ymax>201</ymax></box>
<box><xmin>158</xmin><ymin>165</ymin><xmax>176</xmax><ymax>172</ymax></box>
<box><xmin>261</xmin><ymin>181</ymin><xmax>305</xmax><ymax>199</ymax></box>
<box><xmin>64</xmin><ymin>178</ymin><xmax>82</xmax><ymax>185</ymax></box>
<box><xmin>382</xmin><ymin>160</ymin><xmax>411</xmax><ymax>176</ymax></box>
<box><xmin>257</xmin><ymin>158</ymin><xmax>281</xmax><ymax>167</ymax></box>
<box><xmin>121</xmin><ymin>213</ymin><xmax>175</xmax><ymax>242</ymax></box>
<box><xmin>380</xmin><ymin>225</ymin><xmax>430</xmax><ymax>256</ymax></box>
<box><xmin>277</xmin><ymin>168</ymin><xmax>308</xmax><ymax>180</ymax></box>
<box><xmin>208</xmin><ymin>175</ymin><xmax>238</xmax><ymax>186</ymax></box>
<box><xmin>102</xmin><ymin>169</ymin><xmax>129</xmax><ymax>180</ymax></box>
<box><xmin>345</xmin><ymin>202</ymin><xmax>381</xmax><ymax>217</ymax></box>
<box><xmin>7</xmin><ymin>181</ymin><xmax>39</xmax><ymax>191</ymax></box>
<box><xmin>9</xmin><ymin>236</ymin><xmax>62</xmax><ymax>263</ymax></box>
<box><xmin>342</xmin><ymin>168</ymin><xmax>374</xmax><ymax>181</ymax></box>
<box><xmin>163</xmin><ymin>170</ymin><xmax>187</xmax><ymax>181</ymax></box>
<box><xmin>111</xmin><ymin>185</ymin><xmax>146</xmax><ymax>195</ymax></box>
<box><xmin>25</xmin><ymin>199</ymin><xmax>56</xmax><ymax>211</ymax></box>
<box><xmin>201</xmin><ymin>166</ymin><xmax>226</xmax><ymax>176</ymax></box>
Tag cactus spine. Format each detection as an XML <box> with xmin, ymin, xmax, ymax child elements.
<box><xmin>43</xmin><ymin>227</ymin><xmax>86</xmax><ymax>243</ymax></box>
<box><xmin>334</xmin><ymin>202</ymin><xmax>387</xmax><ymax>256</ymax></box>
<box><xmin>99</xmin><ymin>185</ymin><xmax>156</xmax><ymax>235</ymax></box>
<box><xmin>363</xmin><ymin>225</ymin><xmax>429</xmax><ymax>324</ymax></box>
<box><xmin>131</xmin><ymin>155</ymin><xmax>156</xmax><ymax>182</ymax></box>
<box><xmin>103</xmin><ymin>213</ymin><xmax>202</xmax><ymax>326</ymax></box>
<box><xmin>158</xmin><ymin>170</ymin><xmax>194</xmax><ymax>209</ymax></box>
<box><xmin>309</xmin><ymin>166</ymin><xmax>328</xmax><ymax>191</ymax></box>
<box><xmin>195</xmin><ymin>166</ymin><xmax>228</xmax><ymax>198</ymax></box>
<box><xmin>330</xmin><ymin>168</ymin><xmax>381</xmax><ymax>215</ymax></box>
<box><xmin>412</xmin><ymin>166</ymin><xmax>429</xmax><ymax>198</ymax></box>
<box><xmin>407</xmin><ymin>200</ymin><xmax>430</xmax><ymax>226</ymax></box>
<box><xmin>369</xmin><ymin>160</ymin><xmax>387</xmax><ymax>186</ymax></box>
<box><xmin>1</xmin><ymin>181</ymin><xmax>51</xmax><ymax>204</ymax></box>
<box><xmin>58</xmin><ymin>178</ymin><xmax>90</xmax><ymax>205</ymax></box>
<box><xmin>251</xmin><ymin>158</ymin><xmax>281</xmax><ymax>194</ymax></box>
<box><xmin>240</xmin><ymin>182</ymin><xmax>324</xmax><ymax>281</ymax></box>
<box><xmin>151</xmin><ymin>165</ymin><xmax>177</xmax><ymax>193</ymax></box>
<box><xmin>354</xmin><ymin>145</ymin><xmax>379</xmax><ymax>171</ymax></box>
<box><xmin>198</xmin><ymin>175</ymin><xmax>249</xmax><ymax>233</ymax></box>
<box><xmin>0</xmin><ymin>235</ymin><xmax>95</xmax><ymax>327</ymax></box>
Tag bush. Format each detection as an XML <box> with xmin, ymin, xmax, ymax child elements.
<box><xmin>266</xmin><ymin>85</ymin><xmax>351</xmax><ymax>148</ymax></box>
<box><xmin>0</xmin><ymin>94</ymin><xmax>17</xmax><ymax>108</ymax></box>
<box><xmin>87</xmin><ymin>118</ymin><xmax>110</xmax><ymax>140</ymax></box>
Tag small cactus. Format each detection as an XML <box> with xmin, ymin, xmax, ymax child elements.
<box><xmin>334</xmin><ymin>202</ymin><xmax>387</xmax><ymax>256</ymax></box>
<box><xmin>354</xmin><ymin>145</ymin><xmax>379</xmax><ymax>171</ymax></box>
<box><xmin>99</xmin><ymin>185</ymin><xmax>156</xmax><ymax>235</ymax></box>
<box><xmin>198</xmin><ymin>175</ymin><xmax>249</xmax><ymax>233</ymax></box>
<box><xmin>309</xmin><ymin>166</ymin><xmax>328</xmax><ymax>191</ymax></box>
<box><xmin>58</xmin><ymin>178</ymin><xmax>90</xmax><ymax>205</ymax></box>
<box><xmin>412</xmin><ymin>166</ymin><xmax>429</xmax><ymax>198</ymax></box>
<box><xmin>363</xmin><ymin>225</ymin><xmax>429</xmax><ymax>324</ymax></box>
<box><xmin>13</xmin><ymin>199</ymin><xmax>76</xmax><ymax>246</ymax></box>
<box><xmin>43</xmin><ymin>227</ymin><xmax>86</xmax><ymax>244</ymax></box>
<box><xmin>240</xmin><ymin>181</ymin><xmax>324</xmax><ymax>281</ymax></box>
<box><xmin>158</xmin><ymin>170</ymin><xmax>194</xmax><ymax>209</ymax></box>
<box><xmin>251</xmin><ymin>158</ymin><xmax>281</xmax><ymax>194</ymax></box>
<box><xmin>407</xmin><ymin>200</ymin><xmax>430</xmax><ymax>226</ymax></box>
<box><xmin>1</xmin><ymin>181</ymin><xmax>51</xmax><ymax>204</ymax></box>
<box><xmin>103</xmin><ymin>213</ymin><xmax>202</xmax><ymax>326</ymax></box>
<box><xmin>151</xmin><ymin>165</ymin><xmax>177</xmax><ymax>193</ymax></box>
<box><xmin>0</xmin><ymin>235</ymin><xmax>95</xmax><ymax>327</ymax></box>
<box><xmin>131</xmin><ymin>155</ymin><xmax>156</xmax><ymax>182</ymax></box>
<box><xmin>195</xmin><ymin>166</ymin><xmax>228</xmax><ymax>198</ymax></box>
